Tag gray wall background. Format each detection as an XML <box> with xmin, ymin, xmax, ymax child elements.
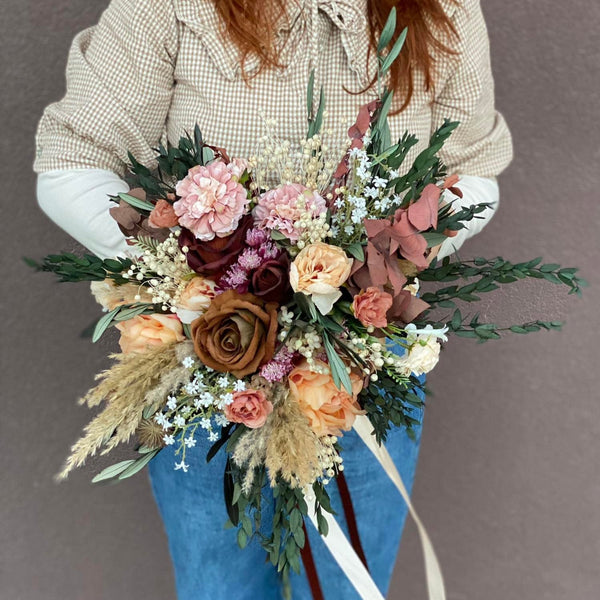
<box><xmin>2</xmin><ymin>1</ymin><xmax>599</xmax><ymax>598</ymax></box>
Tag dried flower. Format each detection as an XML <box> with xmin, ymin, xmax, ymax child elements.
<box><xmin>290</xmin><ymin>242</ymin><xmax>353</xmax><ymax>314</ymax></box>
<box><xmin>174</xmin><ymin>161</ymin><xmax>249</xmax><ymax>241</ymax></box>
<box><xmin>224</xmin><ymin>389</ymin><xmax>273</xmax><ymax>428</ymax></box>
<box><xmin>136</xmin><ymin>419</ymin><xmax>166</xmax><ymax>449</ymax></box>
<box><xmin>148</xmin><ymin>199</ymin><xmax>179</xmax><ymax>229</ymax></box>
<box><xmin>190</xmin><ymin>290</ymin><xmax>279</xmax><ymax>377</ymax></box>
<box><xmin>288</xmin><ymin>360</ymin><xmax>364</xmax><ymax>436</ymax></box>
<box><xmin>116</xmin><ymin>314</ymin><xmax>185</xmax><ymax>354</ymax></box>
<box><xmin>179</xmin><ymin>214</ymin><xmax>253</xmax><ymax>278</ymax></box>
<box><xmin>352</xmin><ymin>287</ymin><xmax>393</xmax><ymax>328</ymax></box>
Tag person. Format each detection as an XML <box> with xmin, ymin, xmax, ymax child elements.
<box><xmin>33</xmin><ymin>0</ymin><xmax>513</xmax><ymax>598</ymax></box>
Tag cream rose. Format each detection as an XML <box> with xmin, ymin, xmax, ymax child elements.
<box><xmin>289</xmin><ymin>242</ymin><xmax>353</xmax><ymax>315</ymax></box>
<box><xmin>288</xmin><ymin>360</ymin><xmax>364</xmax><ymax>436</ymax></box>
<box><xmin>116</xmin><ymin>314</ymin><xmax>185</xmax><ymax>354</ymax></box>
<box><xmin>174</xmin><ymin>276</ymin><xmax>217</xmax><ymax>324</ymax></box>
<box><xmin>395</xmin><ymin>337</ymin><xmax>441</xmax><ymax>376</ymax></box>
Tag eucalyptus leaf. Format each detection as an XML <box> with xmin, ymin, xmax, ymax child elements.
<box><xmin>92</xmin><ymin>307</ymin><xmax>120</xmax><ymax>343</ymax></box>
<box><xmin>345</xmin><ymin>242</ymin><xmax>365</xmax><ymax>262</ymax></box>
<box><xmin>380</xmin><ymin>27</ymin><xmax>408</xmax><ymax>75</ymax></box>
<box><xmin>323</xmin><ymin>333</ymin><xmax>353</xmax><ymax>394</ymax></box>
<box><xmin>377</xmin><ymin>7</ymin><xmax>397</xmax><ymax>53</ymax></box>
<box><xmin>422</xmin><ymin>232</ymin><xmax>448</xmax><ymax>248</ymax></box>
<box><xmin>91</xmin><ymin>460</ymin><xmax>137</xmax><ymax>483</ymax></box>
<box><xmin>117</xmin><ymin>192</ymin><xmax>155</xmax><ymax>212</ymax></box>
<box><xmin>117</xmin><ymin>449</ymin><xmax>159</xmax><ymax>480</ymax></box>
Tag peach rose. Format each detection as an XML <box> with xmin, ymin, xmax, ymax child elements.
<box><xmin>174</xmin><ymin>276</ymin><xmax>218</xmax><ymax>324</ymax></box>
<box><xmin>116</xmin><ymin>314</ymin><xmax>185</xmax><ymax>354</ymax></box>
<box><xmin>289</xmin><ymin>242</ymin><xmax>353</xmax><ymax>315</ymax></box>
<box><xmin>148</xmin><ymin>199</ymin><xmax>179</xmax><ymax>229</ymax></box>
<box><xmin>224</xmin><ymin>388</ymin><xmax>273</xmax><ymax>428</ymax></box>
<box><xmin>352</xmin><ymin>287</ymin><xmax>393</xmax><ymax>328</ymax></box>
<box><xmin>288</xmin><ymin>360</ymin><xmax>365</xmax><ymax>436</ymax></box>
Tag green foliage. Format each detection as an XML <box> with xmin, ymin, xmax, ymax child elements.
<box><xmin>420</xmin><ymin>256</ymin><xmax>587</xmax><ymax>310</ymax></box>
<box><xmin>91</xmin><ymin>447</ymin><xmax>160</xmax><ymax>484</ymax></box>
<box><xmin>92</xmin><ymin>303</ymin><xmax>157</xmax><ymax>343</ymax></box>
<box><xmin>359</xmin><ymin>372</ymin><xmax>426</xmax><ymax>445</ymax></box>
<box><xmin>423</xmin><ymin>309</ymin><xmax>564</xmax><ymax>343</ymax></box>
<box><xmin>126</xmin><ymin>125</ymin><xmax>225</xmax><ymax>198</ymax></box>
<box><xmin>306</xmin><ymin>69</ymin><xmax>326</xmax><ymax>139</ymax></box>
<box><xmin>24</xmin><ymin>253</ymin><xmax>132</xmax><ymax>284</ymax></box>
<box><xmin>387</xmin><ymin>120</ymin><xmax>459</xmax><ymax>209</ymax></box>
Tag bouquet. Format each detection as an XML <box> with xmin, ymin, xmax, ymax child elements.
<box><xmin>28</xmin><ymin>10</ymin><xmax>585</xmax><ymax>599</ymax></box>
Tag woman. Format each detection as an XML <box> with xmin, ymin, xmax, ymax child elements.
<box><xmin>33</xmin><ymin>0</ymin><xmax>512</xmax><ymax>598</ymax></box>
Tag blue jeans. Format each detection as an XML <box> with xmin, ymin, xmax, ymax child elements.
<box><xmin>148</xmin><ymin>399</ymin><xmax>424</xmax><ymax>600</ymax></box>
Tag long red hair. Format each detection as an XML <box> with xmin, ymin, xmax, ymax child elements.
<box><xmin>213</xmin><ymin>0</ymin><xmax>458</xmax><ymax>112</ymax></box>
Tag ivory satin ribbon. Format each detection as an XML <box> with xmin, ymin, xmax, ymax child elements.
<box><xmin>306</xmin><ymin>414</ymin><xmax>446</xmax><ymax>600</ymax></box>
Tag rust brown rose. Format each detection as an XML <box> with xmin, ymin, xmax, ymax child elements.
<box><xmin>190</xmin><ymin>290</ymin><xmax>279</xmax><ymax>377</ymax></box>
<box><xmin>179</xmin><ymin>214</ymin><xmax>253</xmax><ymax>279</ymax></box>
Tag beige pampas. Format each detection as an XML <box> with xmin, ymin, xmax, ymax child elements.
<box><xmin>56</xmin><ymin>341</ymin><xmax>195</xmax><ymax>480</ymax></box>
<box><xmin>232</xmin><ymin>383</ymin><xmax>323</xmax><ymax>491</ymax></box>
<box><xmin>264</xmin><ymin>388</ymin><xmax>323</xmax><ymax>489</ymax></box>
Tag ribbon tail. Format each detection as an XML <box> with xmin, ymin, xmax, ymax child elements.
<box><xmin>353</xmin><ymin>414</ymin><xmax>446</xmax><ymax>600</ymax></box>
<box><xmin>305</xmin><ymin>486</ymin><xmax>386</xmax><ymax>600</ymax></box>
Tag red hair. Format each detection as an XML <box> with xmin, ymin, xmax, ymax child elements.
<box><xmin>212</xmin><ymin>0</ymin><xmax>458</xmax><ymax>112</ymax></box>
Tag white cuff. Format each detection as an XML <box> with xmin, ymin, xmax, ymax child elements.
<box><xmin>36</xmin><ymin>168</ymin><xmax>132</xmax><ymax>259</ymax></box>
<box><xmin>437</xmin><ymin>175</ymin><xmax>500</xmax><ymax>260</ymax></box>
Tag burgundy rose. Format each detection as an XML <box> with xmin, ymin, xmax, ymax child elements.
<box><xmin>249</xmin><ymin>253</ymin><xmax>292</xmax><ymax>303</ymax></box>
<box><xmin>178</xmin><ymin>214</ymin><xmax>253</xmax><ymax>279</ymax></box>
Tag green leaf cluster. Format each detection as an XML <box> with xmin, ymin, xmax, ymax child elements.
<box><xmin>126</xmin><ymin>125</ymin><xmax>225</xmax><ymax>199</ymax></box>
<box><xmin>420</xmin><ymin>256</ymin><xmax>587</xmax><ymax>311</ymax></box>
<box><xmin>91</xmin><ymin>446</ymin><xmax>160</xmax><ymax>484</ymax></box>
<box><xmin>92</xmin><ymin>303</ymin><xmax>157</xmax><ymax>343</ymax></box>
<box><xmin>359</xmin><ymin>371</ymin><xmax>426</xmax><ymax>445</ymax></box>
<box><xmin>24</xmin><ymin>253</ymin><xmax>132</xmax><ymax>284</ymax></box>
<box><xmin>429</xmin><ymin>309</ymin><xmax>564</xmax><ymax>343</ymax></box>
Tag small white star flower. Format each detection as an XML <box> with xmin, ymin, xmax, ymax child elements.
<box><xmin>233</xmin><ymin>380</ymin><xmax>247</xmax><ymax>392</ymax></box>
<box><xmin>166</xmin><ymin>396</ymin><xmax>178</xmax><ymax>410</ymax></box>
<box><xmin>182</xmin><ymin>356</ymin><xmax>195</xmax><ymax>369</ymax></box>
<box><xmin>208</xmin><ymin>431</ymin><xmax>219</xmax><ymax>442</ymax></box>
<box><xmin>200</xmin><ymin>418</ymin><xmax>212</xmax><ymax>430</ymax></box>
<box><xmin>184</xmin><ymin>381</ymin><xmax>199</xmax><ymax>395</ymax></box>
<box><xmin>215</xmin><ymin>414</ymin><xmax>229</xmax><ymax>427</ymax></box>
<box><xmin>163</xmin><ymin>434</ymin><xmax>175</xmax><ymax>446</ymax></box>
<box><xmin>173</xmin><ymin>415</ymin><xmax>186</xmax><ymax>427</ymax></box>
<box><xmin>199</xmin><ymin>391</ymin><xmax>214</xmax><ymax>407</ymax></box>
<box><xmin>184</xmin><ymin>436</ymin><xmax>197</xmax><ymax>448</ymax></box>
<box><xmin>217</xmin><ymin>375</ymin><xmax>230</xmax><ymax>388</ymax></box>
<box><xmin>174</xmin><ymin>460</ymin><xmax>189</xmax><ymax>473</ymax></box>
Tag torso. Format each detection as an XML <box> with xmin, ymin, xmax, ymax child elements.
<box><xmin>166</xmin><ymin>0</ymin><xmax>451</xmax><ymax>168</ymax></box>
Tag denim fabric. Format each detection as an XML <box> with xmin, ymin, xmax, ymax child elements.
<box><xmin>148</xmin><ymin>398</ymin><xmax>424</xmax><ymax>600</ymax></box>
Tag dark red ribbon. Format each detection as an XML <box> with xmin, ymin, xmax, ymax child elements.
<box><xmin>300</xmin><ymin>520</ymin><xmax>325</xmax><ymax>600</ymax></box>
<box><xmin>336</xmin><ymin>471</ymin><xmax>369</xmax><ymax>570</ymax></box>
<box><xmin>299</xmin><ymin>472</ymin><xmax>370</xmax><ymax>600</ymax></box>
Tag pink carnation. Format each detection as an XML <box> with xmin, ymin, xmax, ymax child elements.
<box><xmin>254</xmin><ymin>184</ymin><xmax>326</xmax><ymax>242</ymax></box>
<box><xmin>174</xmin><ymin>161</ymin><xmax>249</xmax><ymax>241</ymax></box>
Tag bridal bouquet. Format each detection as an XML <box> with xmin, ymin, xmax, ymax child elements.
<box><xmin>28</xmin><ymin>10</ymin><xmax>584</xmax><ymax>596</ymax></box>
